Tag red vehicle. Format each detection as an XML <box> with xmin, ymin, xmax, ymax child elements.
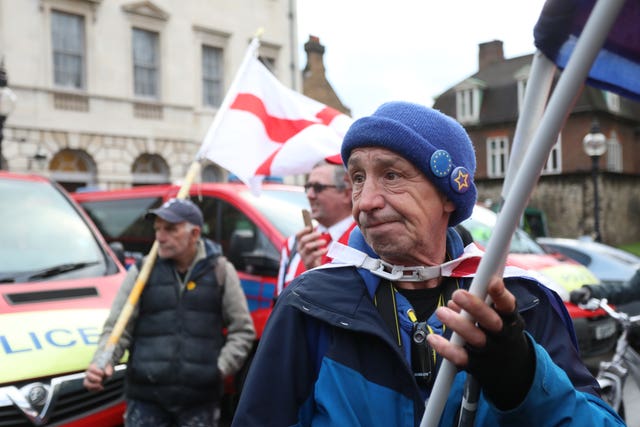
<box><xmin>0</xmin><ymin>171</ymin><xmax>127</xmax><ymax>426</ymax></box>
<box><xmin>71</xmin><ymin>182</ymin><xmax>309</xmax><ymax>415</ymax></box>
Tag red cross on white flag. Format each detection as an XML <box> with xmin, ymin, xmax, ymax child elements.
<box><xmin>197</xmin><ymin>37</ymin><xmax>352</xmax><ymax>192</ymax></box>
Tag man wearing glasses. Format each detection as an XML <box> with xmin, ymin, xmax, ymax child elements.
<box><xmin>276</xmin><ymin>160</ymin><xmax>356</xmax><ymax>294</ymax></box>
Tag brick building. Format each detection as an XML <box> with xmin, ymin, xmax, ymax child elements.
<box><xmin>433</xmin><ymin>40</ymin><xmax>640</xmax><ymax>245</ymax></box>
<box><xmin>301</xmin><ymin>35</ymin><xmax>350</xmax><ymax>116</ymax></box>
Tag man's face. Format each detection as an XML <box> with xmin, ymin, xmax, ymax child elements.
<box><xmin>154</xmin><ymin>217</ymin><xmax>199</xmax><ymax>261</ymax></box>
<box><xmin>347</xmin><ymin>147</ymin><xmax>455</xmax><ymax>265</ymax></box>
<box><xmin>305</xmin><ymin>164</ymin><xmax>352</xmax><ymax>227</ymax></box>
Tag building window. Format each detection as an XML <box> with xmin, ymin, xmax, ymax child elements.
<box><xmin>517</xmin><ymin>78</ymin><xmax>527</xmax><ymax>114</ymax></box>
<box><xmin>132</xmin><ymin>153</ymin><xmax>170</xmax><ymax>185</ymax></box>
<box><xmin>51</xmin><ymin>10</ymin><xmax>85</xmax><ymax>89</ymax></box>
<box><xmin>514</xmin><ymin>65</ymin><xmax>530</xmax><ymax>115</ymax></box>
<box><xmin>202</xmin><ymin>163</ymin><xmax>224</xmax><ymax>182</ymax></box>
<box><xmin>259</xmin><ymin>56</ymin><xmax>276</xmax><ymax>73</ymax></box>
<box><xmin>541</xmin><ymin>136</ymin><xmax>562</xmax><ymax>175</ymax></box>
<box><xmin>456</xmin><ymin>87</ymin><xmax>481</xmax><ymax>124</ymax></box>
<box><xmin>257</xmin><ymin>40</ymin><xmax>280</xmax><ymax>74</ymax></box>
<box><xmin>49</xmin><ymin>148</ymin><xmax>96</xmax><ymax>192</ymax></box>
<box><xmin>486</xmin><ymin>136</ymin><xmax>509</xmax><ymax>178</ymax></box>
<box><xmin>606</xmin><ymin>130</ymin><xmax>622</xmax><ymax>172</ymax></box>
<box><xmin>202</xmin><ymin>45</ymin><xmax>223</xmax><ymax>107</ymax></box>
<box><xmin>132</xmin><ymin>28</ymin><xmax>159</xmax><ymax>98</ymax></box>
<box><xmin>604</xmin><ymin>91</ymin><xmax>620</xmax><ymax>113</ymax></box>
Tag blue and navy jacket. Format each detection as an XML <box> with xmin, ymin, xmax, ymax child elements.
<box><xmin>233</xmin><ymin>228</ymin><xmax>624</xmax><ymax>426</ymax></box>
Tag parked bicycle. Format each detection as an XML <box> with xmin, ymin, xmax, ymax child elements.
<box><xmin>581</xmin><ymin>298</ymin><xmax>640</xmax><ymax>420</ymax></box>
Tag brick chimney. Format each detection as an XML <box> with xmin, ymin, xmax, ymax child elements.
<box><xmin>304</xmin><ymin>35</ymin><xmax>325</xmax><ymax>75</ymax></box>
<box><xmin>478</xmin><ymin>40</ymin><xmax>504</xmax><ymax>70</ymax></box>
<box><xmin>302</xmin><ymin>35</ymin><xmax>351</xmax><ymax>116</ymax></box>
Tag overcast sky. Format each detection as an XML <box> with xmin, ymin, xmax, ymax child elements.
<box><xmin>296</xmin><ymin>0</ymin><xmax>548</xmax><ymax>118</ymax></box>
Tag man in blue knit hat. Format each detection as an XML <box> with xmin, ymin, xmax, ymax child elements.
<box><xmin>233</xmin><ymin>102</ymin><xmax>622</xmax><ymax>426</ymax></box>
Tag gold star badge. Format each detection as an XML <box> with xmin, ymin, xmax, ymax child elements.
<box><xmin>453</xmin><ymin>169</ymin><xmax>470</xmax><ymax>192</ymax></box>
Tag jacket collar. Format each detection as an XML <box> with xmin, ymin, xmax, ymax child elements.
<box><xmin>346</xmin><ymin>226</ymin><xmax>465</xmax><ymax>299</ymax></box>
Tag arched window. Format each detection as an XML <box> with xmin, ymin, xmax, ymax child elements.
<box><xmin>132</xmin><ymin>153</ymin><xmax>170</xmax><ymax>185</ymax></box>
<box><xmin>201</xmin><ymin>163</ymin><xmax>224</xmax><ymax>182</ymax></box>
<box><xmin>50</xmin><ymin>148</ymin><xmax>96</xmax><ymax>192</ymax></box>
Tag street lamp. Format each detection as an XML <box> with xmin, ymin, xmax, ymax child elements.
<box><xmin>0</xmin><ymin>59</ymin><xmax>17</xmax><ymax>170</ymax></box>
<box><xmin>582</xmin><ymin>119</ymin><xmax>607</xmax><ymax>242</ymax></box>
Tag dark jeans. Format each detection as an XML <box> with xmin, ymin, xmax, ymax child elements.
<box><xmin>125</xmin><ymin>399</ymin><xmax>219</xmax><ymax>427</ymax></box>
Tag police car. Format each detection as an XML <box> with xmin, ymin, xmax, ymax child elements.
<box><xmin>0</xmin><ymin>171</ymin><xmax>127</xmax><ymax>426</ymax></box>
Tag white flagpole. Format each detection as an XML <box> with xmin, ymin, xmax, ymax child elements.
<box><xmin>454</xmin><ymin>50</ymin><xmax>557</xmax><ymax>427</ymax></box>
<box><xmin>421</xmin><ymin>0</ymin><xmax>627</xmax><ymax>425</ymax></box>
<box><xmin>196</xmin><ymin>29</ymin><xmax>263</xmax><ymax>161</ymax></box>
<box><xmin>502</xmin><ymin>51</ymin><xmax>556</xmax><ymax>200</ymax></box>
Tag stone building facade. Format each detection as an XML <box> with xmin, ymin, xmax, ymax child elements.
<box><xmin>0</xmin><ymin>0</ymin><xmax>298</xmax><ymax>190</ymax></box>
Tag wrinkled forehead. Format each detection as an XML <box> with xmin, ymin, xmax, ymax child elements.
<box><xmin>347</xmin><ymin>146</ymin><xmax>416</xmax><ymax>171</ymax></box>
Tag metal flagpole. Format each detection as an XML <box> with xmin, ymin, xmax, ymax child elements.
<box><xmin>502</xmin><ymin>51</ymin><xmax>556</xmax><ymax>200</ymax></box>
<box><xmin>456</xmin><ymin>49</ymin><xmax>556</xmax><ymax>427</ymax></box>
<box><xmin>421</xmin><ymin>0</ymin><xmax>627</xmax><ymax>425</ymax></box>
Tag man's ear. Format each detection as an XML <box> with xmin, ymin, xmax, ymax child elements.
<box><xmin>443</xmin><ymin>197</ymin><xmax>456</xmax><ymax>214</ymax></box>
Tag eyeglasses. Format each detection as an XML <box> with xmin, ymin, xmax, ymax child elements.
<box><xmin>304</xmin><ymin>182</ymin><xmax>338</xmax><ymax>193</ymax></box>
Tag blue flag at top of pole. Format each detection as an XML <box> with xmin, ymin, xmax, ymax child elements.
<box><xmin>533</xmin><ymin>0</ymin><xmax>640</xmax><ymax>100</ymax></box>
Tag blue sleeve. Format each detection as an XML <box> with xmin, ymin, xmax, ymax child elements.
<box><xmin>492</xmin><ymin>340</ymin><xmax>624</xmax><ymax>426</ymax></box>
<box><xmin>510</xmin><ymin>279</ymin><xmax>599</xmax><ymax>395</ymax></box>
<box><xmin>231</xmin><ymin>292</ymin><xmax>317</xmax><ymax>427</ymax></box>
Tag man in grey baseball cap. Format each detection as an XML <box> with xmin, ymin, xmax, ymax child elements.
<box><xmin>146</xmin><ymin>198</ymin><xmax>204</xmax><ymax>228</ymax></box>
<box><xmin>85</xmin><ymin>196</ymin><xmax>254</xmax><ymax>426</ymax></box>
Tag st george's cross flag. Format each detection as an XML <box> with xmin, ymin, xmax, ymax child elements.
<box><xmin>197</xmin><ymin>37</ymin><xmax>352</xmax><ymax>192</ymax></box>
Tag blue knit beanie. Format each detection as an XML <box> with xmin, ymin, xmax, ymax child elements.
<box><xmin>341</xmin><ymin>101</ymin><xmax>477</xmax><ymax>226</ymax></box>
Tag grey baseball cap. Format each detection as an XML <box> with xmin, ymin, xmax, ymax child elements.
<box><xmin>145</xmin><ymin>198</ymin><xmax>204</xmax><ymax>227</ymax></box>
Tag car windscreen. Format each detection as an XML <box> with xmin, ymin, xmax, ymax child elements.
<box><xmin>78</xmin><ymin>196</ymin><xmax>162</xmax><ymax>255</ymax></box>
<box><xmin>239</xmin><ymin>188</ymin><xmax>310</xmax><ymax>238</ymax></box>
<box><xmin>0</xmin><ymin>179</ymin><xmax>108</xmax><ymax>282</ymax></box>
<box><xmin>462</xmin><ymin>217</ymin><xmax>546</xmax><ymax>255</ymax></box>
